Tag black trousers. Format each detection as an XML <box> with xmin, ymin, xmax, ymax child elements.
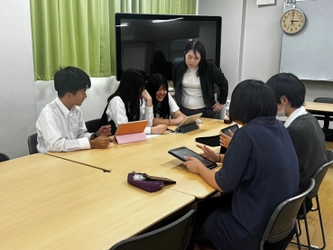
<box><xmin>180</xmin><ymin>105</ymin><xmax>219</xmax><ymax>119</ymax></box>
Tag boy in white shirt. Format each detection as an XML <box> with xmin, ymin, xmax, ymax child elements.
<box><xmin>36</xmin><ymin>66</ymin><xmax>111</xmax><ymax>153</ymax></box>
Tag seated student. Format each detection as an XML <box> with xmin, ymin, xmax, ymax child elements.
<box><xmin>266</xmin><ymin>72</ymin><xmax>327</xmax><ymax>211</ymax></box>
<box><xmin>184</xmin><ymin>80</ymin><xmax>299</xmax><ymax>250</ymax></box>
<box><xmin>36</xmin><ymin>66</ymin><xmax>111</xmax><ymax>153</ymax></box>
<box><xmin>100</xmin><ymin>68</ymin><xmax>167</xmax><ymax>135</ymax></box>
<box><xmin>146</xmin><ymin>73</ymin><xmax>186</xmax><ymax>126</ymax></box>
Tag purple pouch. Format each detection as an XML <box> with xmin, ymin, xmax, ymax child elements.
<box><xmin>127</xmin><ymin>172</ymin><xmax>164</xmax><ymax>192</ymax></box>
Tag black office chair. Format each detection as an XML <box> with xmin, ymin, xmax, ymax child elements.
<box><xmin>109</xmin><ymin>209</ymin><xmax>195</xmax><ymax>250</ymax></box>
<box><xmin>293</xmin><ymin>150</ymin><xmax>333</xmax><ymax>250</ymax></box>
<box><xmin>27</xmin><ymin>133</ymin><xmax>38</xmax><ymax>154</ymax></box>
<box><xmin>313</xmin><ymin>97</ymin><xmax>333</xmax><ymax>141</ymax></box>
<box><xmin>260</xmin><ymin>178</ymin><xmax>315</xmax><ymax>250</ymax></box>
<box><xmin>85</xmin><ymin>118</ymin><xmax>101</xmax><ymax>133</ymax></box>
<box><xmin>0</xmin><ymin>152</ymin><xmax>10</xmax><ymax>162</ymax></box>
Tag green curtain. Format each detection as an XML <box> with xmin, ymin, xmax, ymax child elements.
<box><xmin>30</xmin><ymin>0</ymin><xmax>196</xmax><ymax>80</ymax></box>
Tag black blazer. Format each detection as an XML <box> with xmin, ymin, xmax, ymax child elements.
<box><xmin>173</xmin><ymin>61</ymin><xmax>228</xmax><ymax>113</ymax></box>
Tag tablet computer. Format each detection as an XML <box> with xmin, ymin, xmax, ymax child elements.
<box><xmin>114</xmin><ymin>120</ymin><xmax>148</xmax><ymax>144</ymax></box>
<box><xmin>174</xmin><ymin>113</ymin><xmax>202</xmax><ymax>133</ymax></box>
<box><xmin>115</xmin><ymin>120</ymin><xmax>148</xmax><ymax>135</ymax></box>
<box><xmin>168</xmin><ymin>146</ymin><xmax>217</xmax><ymax>169</ymax></box>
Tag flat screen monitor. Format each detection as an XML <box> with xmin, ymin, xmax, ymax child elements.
<box><xmin>115</xmin><ymin>13</ymin><xmax>222</xmax><ymax>81</ymax></box>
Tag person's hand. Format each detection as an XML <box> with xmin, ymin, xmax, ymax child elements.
<box><xmin>141</xmin><ymin>89</ymin><xmax>152</xmax><ymax>106</ymax></box>
<box><xmin>183</xmin><ymin>157</ymin><xmax>205</xmax><ymax>174</ymax></box>
<box><xmin>96</xmin><ymin>125</ymin><xmax>111</xmax><ymax>137</ymax></box>
<box><xmin>151</xmin><ymin>124</ymin><xmax>167</xmax><ymax>134</ymax></box>
<box><xmin>90</xmin><ymin>136</ymin><xmax>110</xmax><ymax>149</ymax></box>
<box><xmin>213</xmin><ymin>100</ymin><xmax>223</xmax><ymax>112</ymax></box>
<box><xmin>196</xmin><ymin>144</ymin><xmax>219</xmax><ymax>162</ymax></box>
<box><xmin>220</xmin><ymin>130</ymin><xmax>234</xmax><ymax>148</ymax></box>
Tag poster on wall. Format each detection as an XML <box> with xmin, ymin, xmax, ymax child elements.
<box><xmin>257</xmin><ymin>0</ymin><xmax>275</xmax><ymax>6</ymax></box>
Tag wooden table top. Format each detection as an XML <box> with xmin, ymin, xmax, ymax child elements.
<box><xmin>48</xmin><ymin>118</ymin><xmax>230</xmax><ymax>198</ymax></box>
<box><xmin>0</xmin><ymin>153</ymin><xmax>101</xmax><ymax>208</ymax></box>
<box><xmin>304</xmin><ymin>101</ymin><xmax>333</xmax><ymax>113</ymax></box>
<box><xmin>0</xmin><ymin>173</ymin><xmax>194</xmax><ymax>250</ymax></box>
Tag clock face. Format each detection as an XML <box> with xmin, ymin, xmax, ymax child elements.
<box><xmin>281</xmin><ymin>8</ymin><xmax>306</xmax><ymax>35</ymax></box>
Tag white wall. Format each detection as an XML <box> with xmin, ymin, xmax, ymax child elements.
<box><xmin>198</xmin><ymin>0</ymin><xmax>245</xmax><ymax>96</ymax></box>
<box><xmin>0</xmin><ymin>0</ymin><xmax>36</xmax><ymax>159</ymax></box>
<box><xmin>198</xmin><ymin>0</ymin><xmax>333</xmax><ymax>102</ymax></box>
<box><xmin>34</xmin><ymin>78</ymin><xmax>119</xmax><ymax>122</ymax></box>
<box><xmin>241</xmin><ymin>1</ymin><xmax>283</xmax><ymax>82</ymax></box>
<box><xmin>1</xmin><ymin>0</ymin><xmax>333</xmax><ymax>159</ymax></box>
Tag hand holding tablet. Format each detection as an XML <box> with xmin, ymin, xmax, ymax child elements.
<box><xmin>168</xmin><ymin>146</ymin><xmax>217</xmax><ymax>169</ymax></box>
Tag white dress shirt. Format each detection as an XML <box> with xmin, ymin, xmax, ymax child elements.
<box><xmin>106</xmin><ymin>96</ymin><xmax>153</xmax><ymax>134</ymax></box>
<box><xmin>36</xmin><ymin>97</ymin><xmax>91</xmax><ymax>153</ymax></box>
<box><xmin>284</xmin><ymin>106</ymin><xmax>308</xmax><ymax>128</ymax></box>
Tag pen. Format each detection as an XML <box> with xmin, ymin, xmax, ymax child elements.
<box><xmin>167</xmin><ymin>128</ymin><xmax>175</xmax><ymax>133</ymax></box>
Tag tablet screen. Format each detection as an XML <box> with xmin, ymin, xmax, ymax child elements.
<box><xmin>168</xmin><ymin>146</ymin><xmax>217</xmax><ymax>169</ymax></box>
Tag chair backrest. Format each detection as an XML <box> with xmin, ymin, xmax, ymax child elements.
<box><xmin>261</xmin><ymin>179</ymin><xmax>315</xmax><ymax>248</ymax></box>
<box><xmin>313</xmin><ymin>97</ymin><xmax>333</xmax><ymax>104</ymax></box>
<box><xmin>327</xmin><ymin>149</ymin><xmax>333</xmax><ymax>162</ymax></box>
<box><xmin>0</xmin><ymin>152</ymin><xmax>10</xmax><ymax>162</ymax></box>
<box><xmin>27</xmin><ymin>133</ymin><xmax>38</xmax><ymax>154</ymax></box>
<box><xmin>85</xmin><ymin>118</ymin><xmax>101</xmax><ymax>133</ymax></box>
<box><xmin>308</xmin><ymin>152</ymin><xmax>333</xmax><ymax>199</ymax></box>
<box><xmin>109</xmin><ymin>209</ymin><xmax>195</xmax><ymax>250</ymax></box>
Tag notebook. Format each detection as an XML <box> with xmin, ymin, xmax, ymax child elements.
<box><xmin>168</xmin><ymin>146</ymin><xmax>217</xmax><ymax>169</ymax></box>
<box><xmin>173</xmin><ymin>113</ymin><xmax>202</xmax><ymax>133</ymax></box>
<box><xmin>114</xmin><ymin>120</ymin><xmax>148</xmax><ymax>144</ymax></box>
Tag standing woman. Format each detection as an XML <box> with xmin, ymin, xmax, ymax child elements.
<box><xmin>173</xmin><ymin>40</ymin><xmax>228</xmax><ymax>118</ymax></box>
<box><xmin>146</xmin><ymin>73</ymin><xmax>186</xmax><ymax>126</ymax></box>
<box><xmin>100</xmin><ymin>68</ymin><xmax>166</xmax><ymax>135</ymax></box>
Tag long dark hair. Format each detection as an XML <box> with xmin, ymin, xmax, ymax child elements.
<box><xmin>146</xmin><ymin>73</ymin><xmax>170</xmax><ymax>118</ymax></box>
<box><xmin>181</xmin><ymin>40</ymin><xmax>207</xmax><ymax>77</ymax></box>
<box><xmin>107</xmin><ymin>68</ymin><xmax>145</xmax><ymax>121</ymax></box>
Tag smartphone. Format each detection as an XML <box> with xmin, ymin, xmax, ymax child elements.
<box><xmin>221</xmin><ymin>124</ymin><xmax>239</xmax><ymax>136</ymax></box>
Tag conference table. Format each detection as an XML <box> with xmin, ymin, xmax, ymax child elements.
<box><xmin>48</xmin><ymin>118</ymin><xmax>230</xmax><ymax>199</ymax></box>
<box><xmin>0</xmin><ymin>172</ymin><xmax>194</xmax><ymax>250</ymax></box>
<box><xmin>304</xmin><ymin>101</ymin><xmax>333</xmax><ymax>115</ymax></box>
<box><xmin>0</xmin><ymin>153</ymin><xmax>101</xmax><ymax>209</ymax></box>
<box><xmin>0</xmin><ymin>118</ymin><xmax>228</xmax><ymax>249</ymax></box>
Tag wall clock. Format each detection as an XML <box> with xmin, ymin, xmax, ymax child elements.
<box><xmin>281</xmin><ymin>7</ymin><xmax>306</xmax><ymax>35</ymax></box>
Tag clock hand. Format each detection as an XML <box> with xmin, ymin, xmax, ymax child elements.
<box><xmin>291</xmin><ymin>10</ymin><xmax>295</xmax><ymax>25</ymax></box>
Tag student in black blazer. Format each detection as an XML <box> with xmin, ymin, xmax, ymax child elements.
<box><xmin>173</xmin><ymin>40</ymin><xmax>228</xmax><ymax>118</ymax></box>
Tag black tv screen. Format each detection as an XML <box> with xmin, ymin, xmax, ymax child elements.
<box><xmin>115</xmin><ymin>13</ymin><xmax>222</xmax><ymax>81</ymax></box>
